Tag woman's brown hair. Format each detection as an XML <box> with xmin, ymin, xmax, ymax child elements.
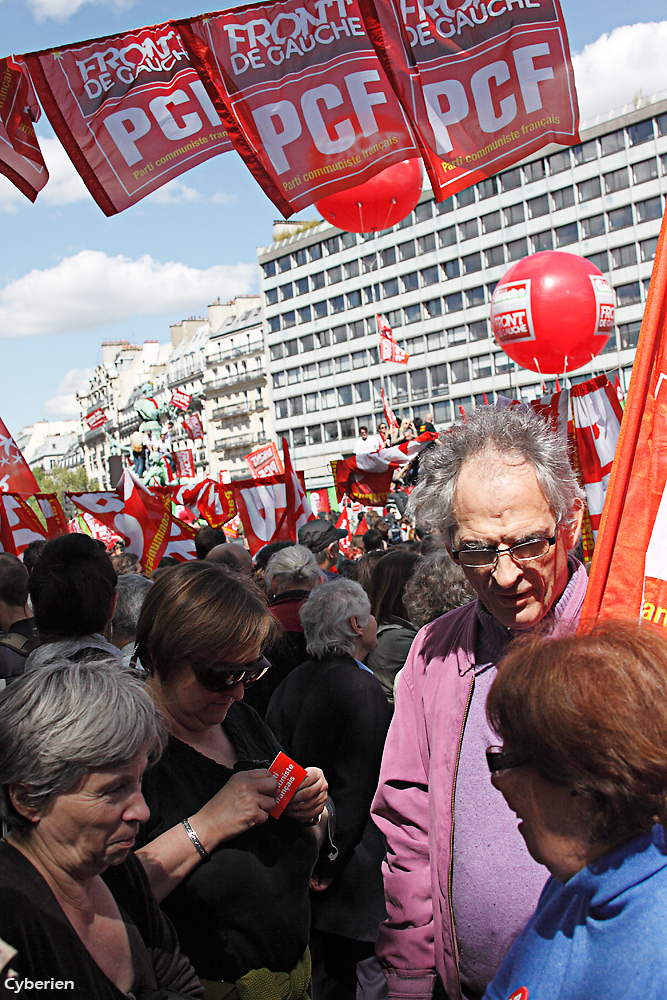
<box><xmin>368</xmin><ymin>549</ymin><xmax>421</xmax><ymax>623</ymax></box>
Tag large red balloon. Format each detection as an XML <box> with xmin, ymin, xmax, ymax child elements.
<box><xmin>490</xmin><ymin>251</ymin><xmax>615</xmax><ymax>375</ymax></box>
<box><xmin>315</xmin><ymin>159</ymin><xmax>423</xmax><ymax>234</ymax></box>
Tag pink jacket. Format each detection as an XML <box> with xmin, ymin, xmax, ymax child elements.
<box><xmin>371</xmin><ymin>565</ymin><xmax>588</xmax><ymax>1000</ymax></box>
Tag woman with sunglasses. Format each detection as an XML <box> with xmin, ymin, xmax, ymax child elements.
<box><xmin>132</xmin><ymin>561</ymin><xmax>328</xmax><ymax>1000</ymax></box>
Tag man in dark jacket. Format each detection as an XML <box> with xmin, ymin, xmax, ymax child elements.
<box><xmin>0</xmin><ymin>554</ymin><xmax>38</xmax><ymax>681</ymax></box>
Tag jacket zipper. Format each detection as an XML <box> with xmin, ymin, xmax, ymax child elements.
<box><xmin>447</xmin><ymin>675</ymin><xmax>475</xmax><ymax>1000</ymax></box>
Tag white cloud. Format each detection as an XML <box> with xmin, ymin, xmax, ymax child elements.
<box><xmin>0</xmin><ymin>134</ymin><xmax>88</xmax><ymax>214</ymax></box>
<box><xmin>0</xmin><ymin>251</ymin><xmax>256</xmax><ymax>338</ymax></box>
<box><xmin>573</xmin><ymin>22</ymin><xmax>667</xmax><ymax>121</ymax></box>
<box><xmin>26</xmin><ymin>0</ymin><xmax>133</xmax><ymax>23</ymax></box>
<box><xmin>149</xmin><ymin>179</ymin><xmax>205</xmax><ymax>205</ymax></box>
<box><xmin>43</xmin><ymin>367</ymin><xmax>94</xmax><ymax>418</ymax></box>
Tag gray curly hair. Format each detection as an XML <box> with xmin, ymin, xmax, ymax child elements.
<box><xmin>407</xmin><ymin>406</ymin><xmax>584</xmax><ymax>533</ymax></box>
<box><xmin>300</xmin><ymin>579</ymin><xmax>370</xmax><ymax>659</ymax></box>
<box><xmin>265</xmin><ymin>544</ymin><xmax>323</xmax><ymax>592</ymax></box>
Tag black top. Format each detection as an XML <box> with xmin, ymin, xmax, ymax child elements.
<box><xmin>0</xmin><ymin>618</ymin><xmax>39</xmax><ymax>680</ymax></box>
<box><xmin>0</xmin><ymin>841</ymin><xmax>203</xmax><ymax>1000</ymax></box>
<box><xmin>135</xmin><ymin>701</ymin><xmax>319</xmax><ymax>982</ymax></box>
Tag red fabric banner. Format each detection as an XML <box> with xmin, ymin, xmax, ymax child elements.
<box><xmin>282</xmin><ymin>437</ymin><xmax>315</xmax><ymax>537</ymax></box>
<box><xmin>0</xmin><ymin>57</ymin><xmax>49</xmax><ymax>202</ymax></box>
<box><xmin>173</xmin><ymin>448</ymin><xmax>196</xmax><ymax>478</ymax></box>
<box><xmin>232</xmin><ymin>474</ymin><xmax>292</xmax><ymax>555</ymax></box>
<box><xmin>0</xmin><ymin>417</ymin><xmax>40</xmax><ymax>495</ymax></box>
<box><xmin>178</xmin><ymin>0</ymin><xmax>419</xmax><ymax>216</ymax></box>
<box><xmin>378</xmin><ymin>313</ymin><xmax>408</xmax><ymax>364</ymax></box>
<box><xmin>183</xmin><ymin>412</ymin><xmax>204</xmax><ymax>439</ymax></box>
<box><xmin>171</xmin><ymin>388</ymin><xmax>192</xmax><ymax>411</ymax></box>
<box><xmin>85</xmin><ymin>407</ymin><xmax>108</xmax><ymax>430</ymax></box>
<box><xmin>381</xmin><ymin>386</ymin><xmax>399</xmax><ymax>438</ymax></box>
<box><xmin>24</xmin><ymin>23</ymin><xmax>234</xmax><ymax>216</ymax></box>
<box><xmin>0</xmin><ymin>494</ymin><xmax>48</xmax><ymax>556</ymax></box>
<box><xmin>33</xmin><ymin>492</ymin><xmax>69</xmax><ymax>539</ymax></box>
<box><xmin>581</xmin><ymin>204</ymin><xmax>667</xmax><ymax>630</ymax></box>
<box><xmin>358</xmin><ymin>0</ymin><xmax>579</xmax><ymax>202</ymax></box>
<box><xmin>244</xmin><ymin>441</ymin><xmax>284</xmax><ymax>479</ymax></box>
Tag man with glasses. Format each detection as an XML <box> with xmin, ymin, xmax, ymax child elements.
<box><xmin>371</xmin><ymin>406</ymin><xmax>587</xmax><ymax>1000</ymax></box>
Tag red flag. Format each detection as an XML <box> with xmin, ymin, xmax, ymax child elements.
<box><xmin>335</xmin><ymin>506</ymin><xmax>354</xmax><ymax>557</ymax></box>
<box><xmin>581</xmin><ymin>205</ymin><xmax>667</xmax><ymax>629</ymax></box>
<box><xmin>282</xmin><ymin>438</ymin><xmax>315</xmax><ymax>538</ymax></box>
<box><xmin>177</xmin><ymin>0</ymin><xmax>419</xmax><ymax>217</ymax></box>
<box><xmin>171</xmin><ymin>388</ymin><xmax>192</xmax><ymax>411</ymax></box>
<box><xmin>358</xmin><ymin>0</ymin><xmax>579</xmax><ymax>203</ymax></box>
<box><xmin>183</xmin><ymin>413</ymin><xmax>204</xmax><ymax>439</ymax></box>
<box><xmin>25</xmin><ymin>23</ymin><xmax>234</xmax><ymax>216</ymax></box>
<box><xmin>332</xmin><ymin>458</ymin><xmax>393</xmax><ymax>506</ymax></box>
<box><xmin>195</xmin><ymin>480</ymin><xmax>236</xmax><ymax>527</ymax></box>
<box><xmin>232</xmin><ymin>475</ymin><xmax>292</xmax><ymax>556</ymax></box>
<box><xmin>381</xmin><ymin>387</ymin><xmax>399</xmax><ymax>439</ymax></box>
<box><xmin>0</xmin><ymin>57</ymin><xmax>48</xmax><ymax>202</ymax></box>
<box><xmin>377</xmin><ymin>314</ymin><xmax>409</xmax><ymax>365</ymax></box>
<box><xmin>85</xmin><ymin>407</ymin><xmax>108</xmax><ymax>430</ymax></box>
<box><xmin>0</xmin><ymin>494</ymin><xmax>47</xmax><ymax>556</ymax></box>
<box><xmin>0</xmin><ymin>417</ymin><xmax>40</xmax><ymax>495</ymax></box>
<box><xmin>173</xmin><ymin>449</ymin><xmax>196</xmax><ymax>478</ymax></box>
<box><xmin>244</xmin><ymin>442</ymin><xmax>284</xmax><ymax>479</ymax></box>
<box><xmin>33</xmin><ymin>492</ymin><xmax>69</xmax><ymax>539</ymax></box>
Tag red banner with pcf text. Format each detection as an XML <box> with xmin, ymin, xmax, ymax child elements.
<box><xmin>0</xmin><ymin>57</ymin><xmax>49</xmax><ymax>202</ymax></box>
<box><xmin>25</xmin><ymin>23</ymin><xmax>234</xmax><ymax>216</ymax></box>
<box><xmin>359</xmin><ymin>0</ymin><xmax>578</xmax><ymax>201</ymax></box>
<box><xmin>178</xmin><ymin>0</ymin><xmax>419</xmax><ymax>216</ymax></box>
<box><xmin>173</xmin><ymin>449</ymin><xmax>196</xmax><ymax>478</ymax></box>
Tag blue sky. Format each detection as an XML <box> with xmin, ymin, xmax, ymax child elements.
<box><xmin>2</xmin><ymin>0</ymin><xmax>667</xmax><ymax>437</ymax></box>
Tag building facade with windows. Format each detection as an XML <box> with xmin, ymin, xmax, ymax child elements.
<box><xmin>258</xmin><ymin>95</ymin><xmax>667</xmax><ymax>489</ymax></box>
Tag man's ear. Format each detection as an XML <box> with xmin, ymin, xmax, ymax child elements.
<box><xmin>349</xmin><ymin>615</ymin><xmax>362</xmax><ymax>636</ymax></box>
<box><xmin>563</xmin><ymin>499</ymin><xmax>585</xmax><ymax>550</ymax></box>
<box><xmin>7</xmin><ymin>784</ymin><xmax>42</xmax><ymax>824</ymax></box>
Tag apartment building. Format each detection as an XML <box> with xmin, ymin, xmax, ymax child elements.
<box><xmin>258</xmin><ymin>95</ymin><xmax>667</xmax><ymax>489</ymax></box>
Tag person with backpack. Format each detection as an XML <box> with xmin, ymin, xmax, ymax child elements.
<box><xmin>0</xmin><ymin>554</ymin><xmax>39</xmax><ymax>683</ymax></box>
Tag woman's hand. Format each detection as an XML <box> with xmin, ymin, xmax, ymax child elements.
<box><xmin>283</xmin><ymin>767</ymin><xmax>328</xmax><ymax>823</ymax></box>
<box><xmin>195</xmin><ymin>768</ymin><xmax>279</xmax><ymax>843</ymax></box>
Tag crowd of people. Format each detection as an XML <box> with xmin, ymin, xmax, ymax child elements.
<box><xmin>1</xmin><ymin>404</ymin><xmax>667</xmax><ymax>999</ymax></box>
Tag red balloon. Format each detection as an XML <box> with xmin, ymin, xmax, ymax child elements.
<box><xmin>490</xmin><ymin>251</ymin><xmax>615</xmax><ymax>375</ymax></box>
<box><xmin>315</xmin><ymin>159</ymin><xmax>423</xmax><ymax>234</ymax></box>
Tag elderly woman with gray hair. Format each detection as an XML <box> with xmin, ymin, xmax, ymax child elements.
<box><xmin>266</xmin><ymin>579</ymin><xmax>392</xmax><ymax>1000</ymax></box>
<box><xmin>0</xmin><ymin>658</ymin><xmax>203</xmax><ymax>999</ymax></box>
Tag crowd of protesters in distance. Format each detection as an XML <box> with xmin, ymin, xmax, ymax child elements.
<box><xmin>1</xmin><ymin>405</ymin><xmax>667</xmax><ymax>1000</ymax></box>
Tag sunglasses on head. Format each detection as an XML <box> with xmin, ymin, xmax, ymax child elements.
<box><xmin>194</xmin><ymin>655</ymin><xmax>271</xmax><ymax>693</ymax></box>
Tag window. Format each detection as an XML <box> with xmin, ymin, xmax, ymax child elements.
<box><xmin>341</xmin><ymin>232</ymin><xmax>356</xmax><ymax>249</ymax></box>
<box><xmin>500</xmin><ymin>168</ymin><xmax>521</xmax><ymax>191</ymax></box>
<box><xmin>450</xmin><ymin>359</ymin><xmax>469</xmax><ymax>382</ymax></box>
<box><xmin>460</xmin><ymin>219</ymin><xmax>479</xmax><ymax>240</ymax></box>
<box><xmin>330</xmin><ymin>295</ymin><xmax>345</xmax><ymax>314</ymax></box>
<box><xmin>287</xmin><ymin>367</ymin><xmax>300</xmax><ymax>384</ymax></box>
<box><xmin>283</xmin><ymin>310</ymin><xmax>296</xmax><ymax>329</ymax></box>
<box><xmin>437</xmin><ymin>198</ymin><xmax>454</xmax><ymax>214</ymax></box>
<box><xmin>427</xmin><ymin>330</ymin><xmax>446</xmax><ymax>350</ymax></box>
<box><xmin>421</xmin><ymin>265</ymin><xmax>439</xmax><ymax>285</ymax></box>
<box><xmin>303</xmin><ymin>363</ymin><xmax>317</xmax><ymax>381</ymax></box>
<box><xmin>469</xmin><ymin>320</ymin><xmax>488</xmax><ymax>341</ymax></box>
<box><xmin>445</xmin><ymin>291</ymin><xmax>463</xmax><ymax>313</ymax></box>
<box><xmin>325</xmin><ymin>236</ymin><xmax>340</xmax><ymax>255</ymax></box>
<box><xmin>402</xmin><ymin>271</ymin><xmax>419</xmax><ymax>292</ymax></box>
<box><xmin>640</xmin><ymin>236</ymin><xmax>659</xmax><ymax>262</ymax></box>
<box><xmin>380</xmin><ymin>247</ymin><xmax>396</xmax><ymax>266</ymax></box>
<box><xmin>418</xmin><ymin>233</ymin><xmax>436</xmax><ymax>254</ymax></box>
<box><xmin>331</xmin><ymin>325</ymin><xmax>347</xmax><ymax>344</ymax></box>
<box><xmin>308</xmin><ymin>425</ymin><xmax>322</xmax><ymax>445</ymax></box>
<box><xmin>355</xmin><ymin>381</ymin><xmax>371</xmax><ymax>402</ymax></box>
<box><xmin>305</xmin><ymin>392</ymin><xmax>318</xmax><ymax>412</ymax></box>
<box><xmin>366</xmin><ymin>315</ymin><xmax>378</xmax><ymax>335</ymax></box>
<box><xmin>313</xmin><ymin>300</ymin><xmax>328</xmax><ymax>319</ymax></box>
<box><xmin>477</xmin><ymin>177</ymin><xmax>498</xmax><ymax>198</ymax></box>
<box><xmin>507</xmin><ymin>237</ymin><xmax>528</xmax><ymax>261</ymax></box>
<box><xmin>323</xmin><ymin>420</ymin><xmax>338</xmax><ymax>440</ymax></box>
<box><xmin>532</xmin><ymin>230</ymin><xmax>553</xmax><ymax>252</ymax></box>
<box><xmin>615</xmin><ymin>282</ymin><xmax>642</xmax><ymax>306</ymax></box>
<box><xmin>424</xmin><ymin>297</ymin><xmax>443</xmax><ymax>318</ymax></box>
<box><xmin>321</xmin><ymin>388</ymin><xmax>336</xmax><ymax>409</ymax></box>
<box><xmin>551</xmin><ymin>186</ymin><xmax>574</xmax><ymax>211</ymax></box>
<box><xmin>263</xmin><ymin>260</ymin><xmax>276</xmax><ymax>278</ymax></box>
<box><xmin>340</xmin><ymin>418</ymin><xmax>355</xmax><ymax>438</ymax></box>
<box><xmin>319</xmin><ymin>359</ymin><xmax>333</xmax><ymax>378</ymax></box>
<box><xmin>444</xmin><ymin>259</ymin><xmax>460</xmax><ymax>279</ymax></box>
<box><xmin>462</xmin><ymin>252</ymin><xmax>482</xmax><ymax>274</ymax></box>
<box><xmin>527</xmin><ymin>194</ymin><xmax>549</xmax><ymax>219</ymax></box>
<box><xmin>398</xmin><ymin>240</ymin><xmax>416</xmax><ymax>261</ymax></box>
<box><xmin>455</xmin><ymin>187</ymin><xmax>474</xmax><ymax>209</ymax></box>
<box><xmin>311</xmin><ymin>272</ymin><xmax>325</xmax><ymax>292</ymax></box>
<box><xmin>465</xmin><ymin>286</ymin><xmax>485</xmax><ymax>308</ymax></box>
<box><xmin>327</xmin><ymin>266</ymin><xmax>341</xmax><ymax>285</ymax></box>
<box><xmin>481</xmin><ymin>211</ymin><xmax>501</xmax><ymax>234</ymax></box>
<box><xmin>284</xmin><ymin>339</ymin><xmax>298</xmax><ymax>357</ymax></box>
<box><xmin>433</xmin><ymin>400</ymin><xmax>451</xmax><ymax>422</ymax></box>
<box><xmin>523</xmin><ymin>159</ymin><xmax>546</xmax><ymax>182</ymax></box>
<box><xmin>628</xmin><ymin>120</ymin><xmax>654</xmax><ymax>145</ymax></box>
<box><xmin>292</xmin><ymin>427</ymin><xmax>306</xmax><ymax>446</ymax></box>
<box><xmin>471</xmin><ymin>354</ymin><xmax>492</xmax><ymax>378</ymax></box>
<box><xmin>316</xmin><ymin>329</ymin><xmax>330</xmax><ymax>348</ymax></box>
<box><xmin>415</xmin><ymin>201</ymin><xmax>433</xmax><ymax>223</ymax></box>
<box><xmin>297</xmin><ymin>305</ymin><xmax>311</xmax><ymax>324</ymax></box>
<box><xmin>611</xmin><ymin>244</ymin><xmax>636</xmax><ymax>269</ymax></box>
<box><xmin>278</xmin><ymin>255</ymin><xmax>291</xmax><ymax>273</ymax></box>
<box><xmin>361</xmin><ymin>253</ymin><xmax>377</xmax><ymax>273</ymax></box>
<box><xmin>391</xmin><ymin>373</ymin><xmax>408</xmax><ymax>402</ymax></box>
<box><xmin>293</xmin><ymin>277</ymin><xmax>308</xmax><ymax>296</ymax></box>
<box><xmin>346</xmin><ymin>290</ymin><xmax>361</xmax><ymax>309</ymax></box>
<box><xmin>504</xmin><ymin>203</ymin><xmax>525</xmax><ymax>226</ymax></box>
<box><xmin>294</xmin><ymin>248</ymin><xmax>308</xmax><ymax>267</ymax></box>
<box><xmin>397</xmin><ymin>213</ymin><xmax>414</xmax><ymax>230</ymax></box>
<box><xmin>586</xmin><ymin>251</ymin><xmax>609</xmax><ymax>272</ymax></box>
<box><xmin>300</xmin><ymin>334</ymin><xmax>314</xmax><ymax>353</ymax></box>
<box><xmin>270</xmin><ymin>344</ymin><xmax>284</xmax><ymax>362</ymax></box>
<box><xmin>619</xmin><ymin>321</ymin><xmax>641</xmax><ymax>349</ymax></box>
<box><xmin>601</xmin><ymin>129</ymin><xmax>625</xmax><ymax>156</ymax></box>
<box><xmin>273</xmin><ymin>372</ymin><xmax>285</xmax><ymax>388</ymax></box>
<box><xmin>309</xmin><ymin>244</ymin><xmax>323</xmax><ymax>261</ymax></box>
<box><xmin>411</xmin><ymin>369</ymin><xmax>428</xmax><ymax>398</ymax></box>
<box><xmin>633</xmin><ymin>158</ymin><xmax>658</xmax><ymax>185</ymax></box>
<box><xmin>382</xmin><ymin>278</ymin><xmax>399</xmax><ymax>298</ymax></box>
<box><xmin>266</xmin><ymin>288</ymin><xmax>278</xmax><ymax>305</ymax></box>
<box><xmin>578</xmin><ymin>177</ymin><xmax>601</xmax><ymax>202</ymax></box>
<box><xmin>335</xmin><ymin>355</ymin><xmax>350</xmax><ymax>373</ymax></box>
<box><xmin>338</xmin><ymin>385</ymin><xmax>353</xmax><ymax>407</ymax></box>
<box><xmin>485</xmin><ymin>245</ymin><xmax>505</xmax><ymax>268</ymax></box>
<box><xmin>604</xmin><ymin>168</ymin><xmax>629</xmax><ymax>194</ymax></box>
<box><xmin>344</xmin><ymin>260</ymin><xmax>360</xmax><ymax>279</ymax></box>
<box><xmin>387</xmin><ymin>309</ymin><xmax>402</xmax><ymax>328</ymax></box>
<box><xmin>608</xmin><ymin>205</ymin><xmax>633</xmax><ymax>230</ymax></box>
<box><xmin>439</xmin><ymin>226</ymin><xmax>456</xmax><ymax>247</ymax></box>
<box><xmin>636</xmin><ymin>197</ymin><xmax>663</xmax><ymax>223</ymax></box>
<box><xmin>573</xmin><ymin>140</ymin><xmax>597</xmax><ymax>164</ymax></box>
<box><xmin>275</xmin><ymin>399</ymin><xmax>288</xmax><ymax>419</ymax></box>
<box><xmin>581</xmin><ymin>214</ymin><xmax>605</xmax><ymax>239</ymax></box>
<box><xmin>290</xmin><ymin>396</ymin><xmax>303</xmax><ymax>416</ymax></box>
<box><xmin>405</xmin><ymin>303</ymin><xmax>421</xmax><ymax>324</ymax></box>
<box><xmin>363</xmin><ymin>285</ymin><xmax>379</xmax><ymax>304</ymax></box>
<box><xmin>407</xmin><ymin>335</ymin><xmax>425</xmax><ymax>354</ymax></box>
<box><xmin>448</xmin><ymin>325</ymin><xmax>467</xmax><ymax>346</ymax></box>
<box><xmin>658</xmin><ymin>113</ymin><xmax>667</xmax><ymax>137</ymax></box>
<box><xmin>349</xmin><ymin>320</ymin><xmax>364</xmax><ymax>339</ymax></box>
<box><xmin>548</xmin><ymin>149</ymin><xmax>570</xmax><ymax>174</ymax></box>
<box><xmin>555</xmin><ymin>222</ymin><xmax>578</xmax><ymax>246</ymax></box>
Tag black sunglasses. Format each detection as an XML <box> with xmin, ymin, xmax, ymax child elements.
<box><xmin>486</xmin><ymin>745</ymin><xmax>532</xmax><ymax>775</ymax></box>
<box><xmin>194</xmin><ymin>656</ymin><xmax>271</xmax><ymax>693</ymax></box>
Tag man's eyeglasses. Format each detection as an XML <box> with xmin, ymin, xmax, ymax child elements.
<box><xmin>195</xmin><ymin>656</ymin><xmax>271</xmax><ymax>693</ymax></box>
<box><xmin>486</xmin><ymin>746</ymin><xmax>532</xmax><ymax>775</ymax></box>
<box><xmin>451</xmin><ymin>525</ymin><xmax>558</xmax><ymax>570</ymax></box>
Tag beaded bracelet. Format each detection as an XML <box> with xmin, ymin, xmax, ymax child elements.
<box><xmin>181</xmin><ymin>818</ymin><xmax>211</xmax><ymax>863</ymax></box>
